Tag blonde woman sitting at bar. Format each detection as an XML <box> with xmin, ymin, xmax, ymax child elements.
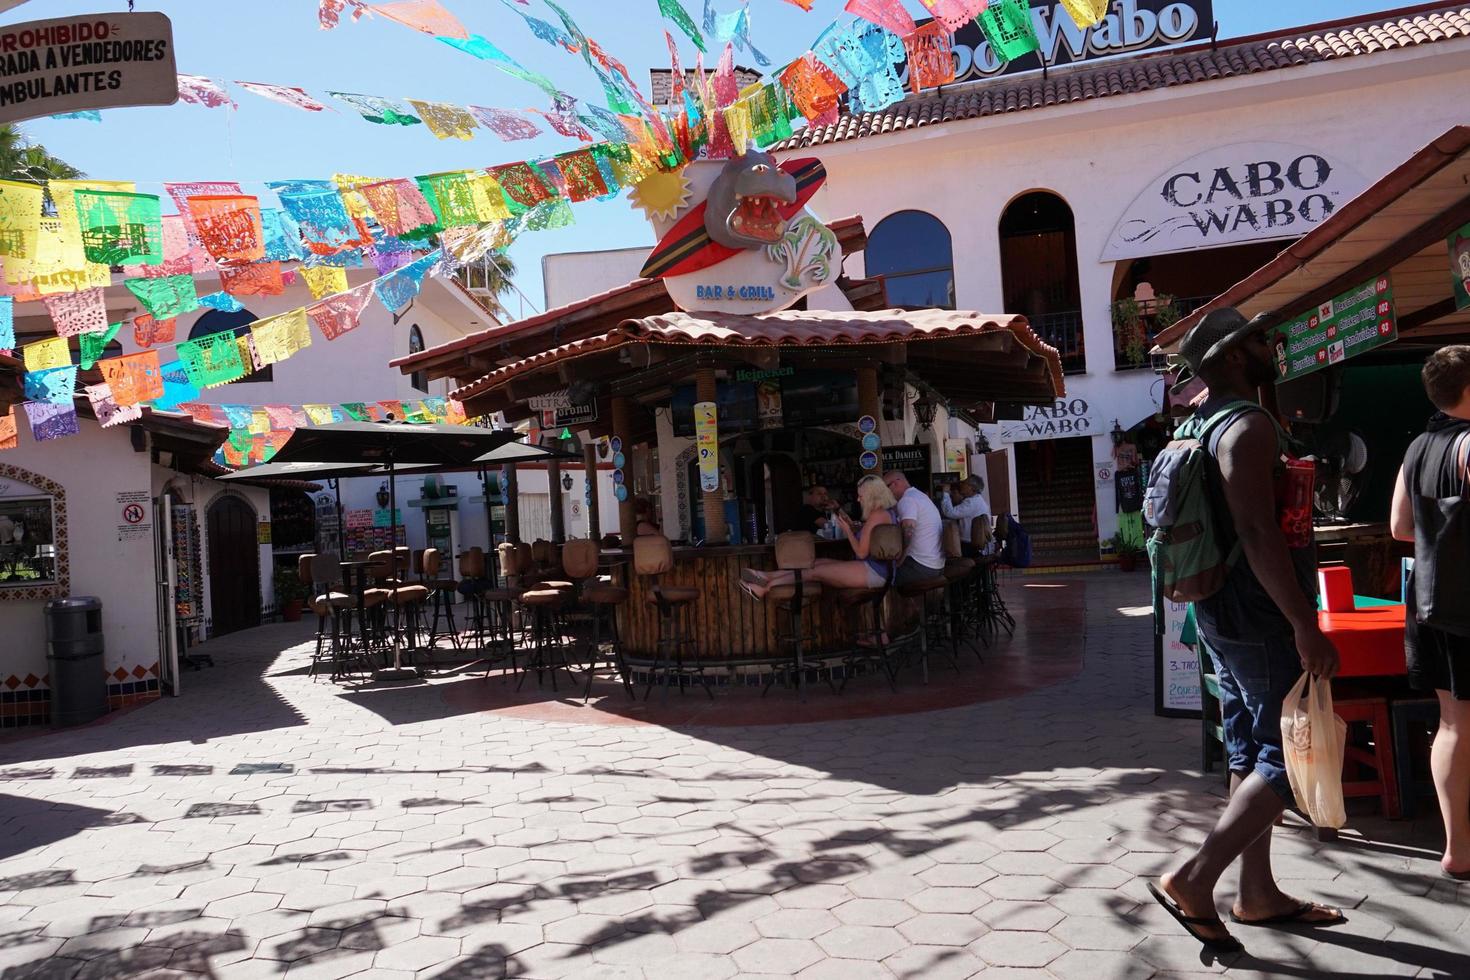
<box><xmin>742</xmin><ymin>475</ymin><xmax>899</xmax><ymax>599</ymax></box>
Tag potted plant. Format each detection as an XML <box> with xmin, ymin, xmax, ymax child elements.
<box><xmin>1111</xmin><ymin>297</ymin><xmax>1148</xmax><ymax>368</ymax></box>
<box><xmin>1111</xmin><ymin>531</ymin><xmax>1145</xmax><ymax>572</ymax></box>
<box><xmin>273</xmin><ymin>565</ymin><xmax>307</xmax><ymax>622</ymax></box>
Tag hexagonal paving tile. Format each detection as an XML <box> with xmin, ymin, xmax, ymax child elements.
<box><xmin>813</xmin><ymin>925</ymin><xmax>906</xmax><ymax>962</ymax></box>
<box><xmin>976</xmin><ymin>901</ymin><xmax>1065</xmax><ymax>933</ymax></box>
<box><xmin>831</xmin><ymin>899</ymin><xmax>914</xmax><ymax>927</ymax></box>
<box><xmin>732</xmin><ymin>937</ymin><xmax>825</xmax><ymax>974</ymax></box>
<box><xmin>968</xmin><ymin>929</ymin><xmax>1067</xmax><ymax>968</ymax></box>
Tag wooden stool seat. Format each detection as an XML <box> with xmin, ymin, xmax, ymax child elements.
<box><xmin>521</xmin><ymin>589</ymin><xmax>565</xmax><ymax>606</ymax></box>
<box><xmin>362</xmin><ymin>588</ymin><xmax>393</xmax><ymax>608</ymax></box>
<box><xmin>584</xmin><ymin>584</ymin><xmax>629</xmax><ymax>605</ymax></box>
<box><xmin>944</xmin><ymin>559</ymin><xmax>975</xmax><ymax>582</ymax></box>
<box><xmin>770</xmin><ymin>582</ymin><xmax>822</xmax><ymax>603</ymax></box>
<box><xmin>536</xmin><ymin>580</ymin><xmax>575</xmax><ymax>591</ymax></box>
<box><xmin>389</xmin><ymin>585</ymin><xmax>431</xmax><ymax>606</ymax></box>
<box><xmin>647</xmin><ymin>586</ymin><xmax>699</xmax><ymax>605</ymax></box>
<box><xmin>899</xmin><ymin>576</ymin><xmax>948</xmax><ymax>598</ymax></box>
<box><xmin>310</xmin><ymin>592</ymin><xmax>353</xmax><ymax>617</ymax></box>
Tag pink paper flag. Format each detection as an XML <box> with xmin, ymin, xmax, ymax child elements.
<box><xmin>124</xmin><ymin>215</ymin><xmax>212</xmax><ymax>279</ymax></box>
<box><xmin>176</xmin><ymin>74</ymin><xmax>236</xmax><ymax>109</ymax></box>
<box><xmin>42</xmin><ymin>286</ymin><xmax>107</xmax><ymax>338</ymax></box>
<box><xmin>845</xmin><ymin>0</ymin><xmax>917</xmax><ymax>36</ymax></box>
<box><xmin>370</xmin><ymin>0</ymin><xmax>469</xmax><ymax>38</ymax></box>
<box><xmin>919</xmin><ymin>0</ymin><xmax>989</xmax><ymax>32</ymax></box>
<box><xmin>469</xmin><ymin>106</ymin><xmax>542</xmax><ymax>142</ymax></box>
<box><xmin>307</xmin><ymin>281</ymin><xmax>375</xmax><ymax>341</ymax></box>
<box><xmin>236</xmin><ymin>82</ymin><xmax>333</xmax><ymax>113</ymax></box>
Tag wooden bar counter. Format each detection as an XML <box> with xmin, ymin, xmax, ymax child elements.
<box><xmin>605</xmin><ymin>541</ymin><xmax>856</xmax><ymax>665</ymax></box>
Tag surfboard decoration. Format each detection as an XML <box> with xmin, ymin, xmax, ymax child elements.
<box><xmin>640</xmin><ymin>156</ymin><xmax>827</xmax><ymax>280</ymax></box>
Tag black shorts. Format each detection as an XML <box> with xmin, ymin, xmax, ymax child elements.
<box><xmin>1406</xmin><ymin>581</ymin><xmax>1470</xmax><ymax>700</ymax></box>
<box><xmin>894</xmin><ymin>557</ymin><xmax>945</xmax><ymax>588</ymax></box>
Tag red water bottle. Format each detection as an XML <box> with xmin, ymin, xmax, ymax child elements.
<box><xmin>1278</xmin><ymin>457</ymin><xmax>1315</xmax><ymax>548</ymax></box>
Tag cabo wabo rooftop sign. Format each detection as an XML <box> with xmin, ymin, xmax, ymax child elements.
<box><xmin>941</xmin><ymin>0</ymin><xmax>1212</xmax><ymax>83</ymax></box>
<box><xmin>1101</xmin><ymin>142</ymin><xmax>1369</xmax><ymax>261</ymax></box>
<box><xmin>0</xmin><ymin>12</ymin><xmax>178</xmax><ymax>123</ymax></box>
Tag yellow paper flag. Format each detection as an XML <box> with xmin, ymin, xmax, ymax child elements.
<box><xmin>249</xmin><ymin>408</ymin><xmax>270</xmax><ymax>435</ymax></box>
<box><xmin>249</xmin><ymin>307</ymin><xmax>311</xmax><ymax>365</ymax></box>
<box><xmin>723</xmin><ymin>100</ymin><xmax>754</xmax><ymax>156</ymax></box>
<box><xmin>0</xmin><ymin>179</ymin><xmax>44</xmax><ymax>260</ymax></box>
<box><xmin>303</xmin><ymin>404</ymin><xmax>337</xmax><ymax>425</ymax></box>
<box><xmin>301</xmin><ymin>265</ymin><xmax>349</xmax><ymax>300</ymax></box>
<box><xmin>332</xmin><ymin>173</ymin><xmax>388</xmax><ymax>220</ymax></box>
<box><xmin>406</xmin><ymin>100</ymin><xmax>478</xmax><ymax>141</ymax></box>
<box><xmin>22</xmin><ymin>336</ymin><xmax>70</xmax><ymax>372</ymax></box>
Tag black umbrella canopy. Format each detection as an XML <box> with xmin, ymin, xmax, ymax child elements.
<box><xmin>472</xmin><ymin>441</ymin><xmax>580</xmax><ymax>465</ymax></box>
<box><xmin>214</xmin><ymin>460</ymin><xmax>403</xmax><ymax>482</ymax></box>
<box><xmin>267</xmin><ymin>420</ymin><xmax>520</xmax><ymax>466</ymax></box>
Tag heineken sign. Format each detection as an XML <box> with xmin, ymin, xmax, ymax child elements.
<box><xmin>1275</xmin><ymin>276</ymin><xmax>1397</xmax><ymax>383</ymax></box>
<box><xmin>933</xmin><ymin>1</ymin><xmax>1212</xmax><ymax>84</ymax></box>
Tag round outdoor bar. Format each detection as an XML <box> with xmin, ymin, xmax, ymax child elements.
<box><xmin>443</xmin><ymin>306</ymin><xmax>1066</xmax><ymax>678</ymax></box>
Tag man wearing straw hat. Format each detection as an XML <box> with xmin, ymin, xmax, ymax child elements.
<box><xmin>1148</xmin><ymin>308</ymin><xmax>1343</xmax><ymax>954</ymax></box>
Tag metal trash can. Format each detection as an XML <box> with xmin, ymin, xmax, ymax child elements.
<box><xmin>45</xmin><ymin>597</ymin><xmax>107</xmax><ymax>728</ymax></box>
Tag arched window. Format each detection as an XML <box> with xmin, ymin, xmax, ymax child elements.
<box><xmin>188</xmin><ymin>308</ymin><xmax>271</xmax><ymax>383</ymax></box>
<box><xmin>408</xmin><ymin>324</ymin><xmax>427</xmax><ymax>392</ymax></box>
<box><xmin>998</xmin><ymin>192</ymin><xmax>1084</xmax><ymax>372</ymax></box>
<box><xmin>866</xmin><ymin>210</ymin><xmax>955</xmax><ymax>310</ymax></box>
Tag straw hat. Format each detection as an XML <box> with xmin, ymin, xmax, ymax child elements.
<box><xmin>1169</xmin><ymin>307</ymin><xmax>1270</xmax><ymax>393</ymax></box>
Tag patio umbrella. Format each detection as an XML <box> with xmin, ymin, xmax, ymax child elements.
<box><xmin>260</xmin><ymin>421</ymin><xmax>522</xmax><ymax>679</ymax></box>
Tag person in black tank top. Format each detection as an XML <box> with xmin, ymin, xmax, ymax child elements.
<box><xmin>1390</xmin><ymin>345</ymin><xmax>1470</xmax><ymax>880</ymax></box>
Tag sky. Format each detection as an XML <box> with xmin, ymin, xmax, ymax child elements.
<box><xmin>14</xmin><ymin>0</ymin><xmax>1399</xmax><ymax>317</ymax></box>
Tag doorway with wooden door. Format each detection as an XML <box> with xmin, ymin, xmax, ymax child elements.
<box><xmin>206</xmin><ymin>494</ymin><xmax>261</xmax><ymax>638</ymax></box>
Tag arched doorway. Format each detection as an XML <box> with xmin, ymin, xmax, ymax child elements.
<box><xmin>999</xmin><ymin>191</ymin><xmax>1083</xmax><ymax>372</ymax></box>
<box><xmin>207</xmin><ymin>495</ymin><xmax>260</xmax><ymax>637</ymax></box>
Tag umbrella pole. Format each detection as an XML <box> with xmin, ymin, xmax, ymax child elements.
<box><xmin>330</xmin><ymin>478</ymin><xmax>345</xmax><ymax>557</ymax></box>
<box><xmin>377</xmin><ymin>458</ymin><xmax>418</xmax><ymax>681</ymax></box>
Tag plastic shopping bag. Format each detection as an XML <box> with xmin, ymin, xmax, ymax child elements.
<box><xmin>1280</xmin><ymin>672</ymin><xmax>1348</xmax><ymax>829</ymax></box>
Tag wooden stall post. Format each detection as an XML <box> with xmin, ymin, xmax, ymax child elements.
<box><xmin>858</xmin><ymin>366</ymin><xmax>882</xmax><ymax>472</ymax></box>
<box><xmin>612</xmin><ymin>397</ymin><xmax>637</xmax><ymax>538</ymax></box>
<box><xmin>584</xmin><ymin>441</ymin><xmax>601</xmax><ymax>541</ymax></box>
<box><xmin>696</xmin><ymin>367</ymin><xmax>728</xmax><ymax>544</ymax></box>
<box><xmin>504</xmin><ymin>463</ymin><xmax>521</xmax><ymax>543</ymax></box>
<box><xmin>548</xmin><ymin>452</ymin><xmax>565</xmax><ymax>543</ymax></box>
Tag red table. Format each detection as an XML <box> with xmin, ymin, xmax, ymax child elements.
<box><xmin>1319</xmin><ymin>603</ymin><xmax>1407</xmax><ymax>678</ymax></box>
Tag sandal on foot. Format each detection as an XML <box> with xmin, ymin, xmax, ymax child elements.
<box><xmin>741</xmin><ymin>568</ymin><xmax>768</xmax><ymax>586</ymax></box>
<box><xmin>1230</xmin><ymin>901</ymin><xmax>1346</xmax><ymax>927</ymax></box>
<box><xmin>1147</xmin><ymin>882</ymin><xmax>1244</xmax><ymax>954</ymax></box>
<box><xmin>739</xmin><ymin>580</ymin><xmax>763</xmax><ymax>603</ymax></box>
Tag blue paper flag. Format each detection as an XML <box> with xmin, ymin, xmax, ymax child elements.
<box><xmin>261</xmin><ymin>208</ymin><xmax>307</xmax><ymax>262</ymax></box>
<box><xmin>0</xmin><ymin>296</ymin><xmax>13</xmax><ymax>350</ymax></box>
<box><xmin>198</xmin><ymin>291</ymin><xmax>245</xmax><ymax>312</ymax></box>
<box><xmin>50</xmin><ymin>110</ymin><xmax>101</xmax><ymax>121</ymax></box>
<box><xmin>151</xmin><ymin>359</ymin><xmax>200</xmax><ymax>411</ymax></box>
<box><xmin>373</xmin><ymin>249</ymin><xmax>442</xmax><ymax>312</ymax></box>
<box><xmin>24</xmin><ymin>365</ymin><xmax>77</xmax><ymax>405</ymax></box>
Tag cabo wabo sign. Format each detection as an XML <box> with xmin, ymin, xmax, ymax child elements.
<box><xmin>1102</xmin><ymin>142</ymin><xmax>1368</xmax><ymax>260</ymax></box>
<box><xmin>941</xmin><ymin>0</ymin><xmax>1212</xmax><ymax>82</ymax></box>
<box><xmin>638</xmin><ymin>151</ymin><xmax>842</xmax><ymax>314</ymax></box>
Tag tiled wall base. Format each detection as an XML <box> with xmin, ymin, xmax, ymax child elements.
<box><xmin>0</xmin><ymin>666</ymin><xmax>162</xmax><ymax>729</ymax></box>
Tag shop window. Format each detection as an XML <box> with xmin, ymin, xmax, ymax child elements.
<box><xmin>867</xmin><ymin>210</ymin><xmax>956</xmax><ymax>310</ymax></box>
<box><xmin>408</xmin><ymin>324</ymin><xmax>427</xmax><ymax>392</ymax></box>
<box><xmin>999</xmin><ymin>191</ymin><xmax>1084</xmax><ymax>373</ymax></box>
<box><xmin>0</xmin><ymin>464</ymin><xmax>68</xmax><ymax>601</ymax></box>
<box><xmin>189</xmin><ymin>308</ymin><xmax>271</xmax><ymax>383</ymax></box>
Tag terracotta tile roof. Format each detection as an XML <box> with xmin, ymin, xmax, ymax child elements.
<box><xmin>777</xmin><ymin>4</ymin><xmax>1470</xmax><ymax>150</ymax></box>
<box><xmin>452</xmin><ymin>308</ymin><xmax>1064</xmax><ymax>409</ymax></box>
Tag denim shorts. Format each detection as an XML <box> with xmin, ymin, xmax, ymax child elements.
<box><xmin>1199</xmin><ymin>628</ymin><xmax>1303</xmax><ymax>805</ymax></box>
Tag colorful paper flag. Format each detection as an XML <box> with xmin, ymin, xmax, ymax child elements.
<box><xmin>249</xmin><ymin>308</ymin><xmax>312</xmax><ymax>366</ymax></box>
<box><xmin>371</xmin><ymin>0</ymin><xmax>468</xmax><ymax>37</ymax></box>
<box><xmin>300</xmin><ymin>265</ymin><xmax>350</xmax><ymax>300</ymax></box>
<box><xmin>0</xmin><ymin>296</ymin><xmax>14</xmax><ymax>351</ymax></box>
<box><xmin>0</xmin><ymin>179</ymin><xmax>44</xmax><ymax>260</ymax></box>
<box><xmin>845</xmin><ymin>0</ymin><xmax>916</xmax><ymax>36</ymax></box>
<box><xmin>42</xmin><ymin>286</ymin><xmax>108</xmax><ymax>339</ymax></box>
<box><xmin>179</xmin><ymin>331</ymin><xmax>248</xmax><ymax>389</ymax></box>
<box><xmin>404</xmin><ymin>100</ymin><xmax>479</xmax><ymax>140</ymax></box>
<box><xmin>303</xmin><ymin>404</ymin><xmax>338</xmax><ymax>425</ymax></box>
<box><xmin>0</xmin><ymin>406</ymin><xmax>15</xmax><ymax>450</ymax></box>
<box><xmin>150</xmin><ymin>359</ymin><xmax>200</xmax><ymax>411</ymax></box>
<box><xmin>919</xmin><ymin>0</ymin><xmax>990</xmax><ymax>32</ymax></box>
<box><xmin>221</xmin><ymin>261</ymin><xmax>286</xmax><ymax>297</ymax></box>
<box><xmin>78</xmin><ymin>322</ymin><xmax>120</xmax><ymax>369</ymax></box>
<box><xmin>1060</xmin><ymin>0</ymin><xmax>1108</xmax><ymax>28</ymax></box>
<box><xmin>75</xmin><ymin>189</ymin><xmax>163</xmax><ymax>266</ymax></box>
<box><xmin>176</xmin><ymin>74</ymin><xmax>236</xmax><ymax>108</ymax></box>
<box><xmin>903</xmin><ymin>22</ymin><xmax>958</xmax><ymax>92</ymax></box>
<box><xmin>198</xmin><ymin>291</ymin><xmax>245</xmax><ymax>312</ymax></box>
<box><xmin>976</xmin><ymin>0</ymin><xmax>1040</xmax><ymax>61</ymax></box>
<box><xmin>133</xmin><ymin>313</ymin><xmax>177</xmax><ymax>348</ymax></box>
<box><xmin>554</xmin><ymin>150</ymin><xmax>609</xmax><ymax>203</ymax></box>
<box><xmin>489</xmin><ymin>162</ymin><xmax>555</xmax><ymax>214</ymax></box>
<box><xmin>24</xmin><ymin>365</ymin><xmax>76</xmax><ymax>405</ymax></box>
<box><xmin>658</xmin><ymin>0</ymin><xmax>706</xmax><ymax>52</ymax></box>
<box><xmin>125</xmin><ymin>274</ymin><xmax>200</xmax><ymax>320</ymax></box>
<box><xmin>187</xmin><ymin>194</ymin><xmax>265</xmax><ymax>264</ymax></box>
<box><xmin>416</xmin><ymin>171</ymin><xmax>484</xmax><ymax>229</ymax></box>
<box><xmin>99</xmin><ymin>350</ymin><xmax>163</xmax><ymax>406</ymax></box>
<box><xmin>260</xmin><ymin>208</ymin><xmax>307</xmax><ymax>262</ymax></box>
<box><xmin>271</xmin><ymin>183</ymin><xmax>369</xmax><ymax>254</ymax></box>
<box><xmin>328</xmin><ymin>91</ymin><xmax>422</xmax><ymax>125</ymax></box>
<box><xmin>237</xmin><ymin>81</ymin><xmax>334</xmax><ymax>112</ymax></box>
<box><xmin>779</xmin><ymin>53</ymin><xmax>848</xmax><ymax>124</ymax></box>
<box><xmin>24</xmin><ymin>401</ymin><xmax>79</xmax><ymax>441</ymax></box>
<box><xmin>22</xmin><ymin>336</ymin><xmax>70</xmax><ymax>372</ymax></box>
<box><xmin>308</xmin><ymin>281</ymin><xmax>376</xmax><ymax>340</ymax></box>
<box><xmin>85</xmin><ymin>382</ymin><xmax>142</xmax><ymax>429</ymax></box>
<box><xmin>373</xmin><ymin>250</ymin><xmax>441</xmax><ymax>312</ymax></box>
<box><xmin>360</xmin><ymin>178</ymin><xmax>439</xmax><ymax>238</ymax></box>
<box><xmin>469</xmin><ymin>106</ymin><xmax>542</xmax><ymax>142</ymax></box>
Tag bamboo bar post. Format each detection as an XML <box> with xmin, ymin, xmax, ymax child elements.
<box><xmin>696</xmin><ymin>367</ymin><xmax>728</xmax><ymax>544</ymax></box>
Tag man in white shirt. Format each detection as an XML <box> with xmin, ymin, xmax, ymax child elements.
<box><xmin>883</xmin><ymin>470</ymin><xmax>946</xmax><ymax>586</ymax></box>
<box><xmin>941</xmin><ymin>475</ymin><xmax>991</xmax><ymax>528</ymax></box>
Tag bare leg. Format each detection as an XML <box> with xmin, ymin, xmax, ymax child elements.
<box><xmin>1160</xmin><ymin>770</ymin><xmax>1286</xmax><ymax>943</ymax></box>
<box><xmin>1433</xmin><ymin>690</ymin><xmax>1470</xmax><ymax>875</ymax></box>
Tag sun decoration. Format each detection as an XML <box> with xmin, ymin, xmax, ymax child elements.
<box><xmin>630</xmin><ymin>168</ymin><xmax>692</xmax><ymax>222</ymax></box>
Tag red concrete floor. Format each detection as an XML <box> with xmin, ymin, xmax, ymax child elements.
<box><xmin>440</xmin><ymin>575</ymin><xmax>1090</xmax><ymax>727</ymax></box>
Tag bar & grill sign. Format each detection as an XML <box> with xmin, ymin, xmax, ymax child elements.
<box><xmin>1275</xmin><ymin>275</ymin><xmax>1396</xmax><ymax>382</ymax></box>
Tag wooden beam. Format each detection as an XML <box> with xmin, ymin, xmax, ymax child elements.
<box><xmin>1397</xmin><ymin>296</ymin><xmax>1460</xmax><ymax>333</ymax></box>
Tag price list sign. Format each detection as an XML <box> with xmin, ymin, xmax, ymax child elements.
<box><xmin>694</xmin><ymin>401</ymin><xmax>719</xmax><ymax>493</ymax></box>
<box><xmin>1276</xmin><ymin>275</ymin><xmax>1396</xmax><ymax>382</ymax></box>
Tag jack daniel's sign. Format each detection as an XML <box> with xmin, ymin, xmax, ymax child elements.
<box><xmin>935</xmin><ymin>0</ymin><xmax>1213</xmax><ymax>83</ymax></box>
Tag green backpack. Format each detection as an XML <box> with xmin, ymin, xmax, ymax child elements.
<box><xmin>1144</xmin><ymin>401</ymin><xmax>1262</xmax><ymax>612</ymax></box>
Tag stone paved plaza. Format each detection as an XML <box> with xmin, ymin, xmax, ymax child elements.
<box><xmin>0</xmin><ymin>574</ymin><xmax>1465</xmax><ymax>979</ymax></box>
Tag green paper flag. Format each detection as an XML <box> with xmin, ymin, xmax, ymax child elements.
<box><xmin>79</xmin><ymin>321</ymin><xmax>122</xmax><ymax>370</ymax></box>
<box><xmin>124</xmin><ymin>273</ymin><xmax>200</xmax><ymax>320</ymax></box>
<box><xmin>76</xmin><ymin>189</ymin><xmax>163</xmax><ymax>266</ymax></box>
<box><xmin>976</xmin><ymin>0</ymin><xmax>1040</xmax><ymax>61</ymax></box>
<box><xmin>178</xmin><ymin>330</ymin><xmax>247</xmax><ymax>390</ymax></box>
<box><xmin>657</xmin><ymin>0</ymin><xmax>706</xmax><ymax>52</ymax></box>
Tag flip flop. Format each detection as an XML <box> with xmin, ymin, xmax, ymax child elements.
<box><xmin>739</xmin><ymin>580</ymin><xmax>763</xmax><ymax>603</ymax></box>
<box><xmin>1230</xmin><ymin>901</ymin><xmax>1346</xmax><ymax>927</ymax></box>
<box><xmin>1147</xmin><ymin>882</ymin><xmax>1244</xmax><ymax>954</ymax></box>
<box><xmin>741</xmin><ymin>568</ymin><xmax>768</xmax><ymax>586</ymax></box>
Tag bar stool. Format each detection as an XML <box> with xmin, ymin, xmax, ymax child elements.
<box><xmin>941</xmin><ymin>524</ymin><xmax>979</xmax><ymax>662</ymax></box>
<box><xmin>302</xmin><ymin>553</ymin><xmax>351</xmax><ymax>678</ymax></box>
<box><xmin>458</xmin><ymin>547</ymin><xmax>507</xmax><ymax>657</ymax></box>
<box><xmin>360</xmin><ymin>550</ymin><xmax>400</xmax><ymax>657</ymax></box>
<box><xmin>973</xmin><ymin>516</ymin><xmax>1014</xmax><ymax>639</ymax></box>
<box><xmin>897</xmin><ymin>565</ymin><xmax>958</xmax><ymax>684</ymax></box>
<box><xmin>516</xmin><ymin>584</ymin><xmax>575</xmax><ymax>692</ymax></box>
<box><xmin>832</xmin><ymin>523</ymin><xmax>904</xmax><ymax>692</ymax></box>
<box><xmin>531</xmin><ymin>539</ymin><xmax>560</xmax><ymax>579</ymax></box>
<box><xmin>421</xmin><ymin>548</ymin><xmax>462</xmax><ymax>651</ymax></box>
<box><xmin>634</xmin><ymin>534</ymin><xmax>710</xmax><ymax>699</ymax></box>
<box><xmin>760</xmin><ymin>532</ymin><xmax>830</xmax><ymax>700</ymax></box>
<box><xmin>562</xmin><ymin>538</ymin><xmax>632</xmax><ymax>701</ymax></box>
